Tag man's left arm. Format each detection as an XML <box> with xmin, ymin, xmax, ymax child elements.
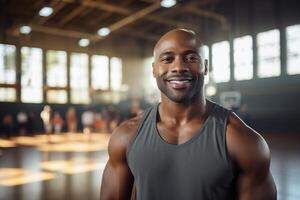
<box><xmin>227</xmin><ymin>113</ymin><xmax>277</xmax><ymax>200</ymax></box>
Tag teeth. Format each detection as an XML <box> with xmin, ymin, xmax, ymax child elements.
<box><xmin>169</xmin><ymin>80</ymin><xmax>190</xmax><ymax>83</ymax></box>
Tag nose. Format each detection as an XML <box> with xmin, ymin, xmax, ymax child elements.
<box><xmin>170</xmin><ymin>56</ymin><xmax>189</xmax><ymax>73</ymax></box>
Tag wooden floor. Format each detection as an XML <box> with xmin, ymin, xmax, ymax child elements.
<box><xmin>0</xmin><ymin>132</ymin><xmax>299</xmax><ymax>200</ymax></box>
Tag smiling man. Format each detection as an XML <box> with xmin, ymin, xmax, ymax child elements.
<box><xmin>100</xmin><ymin>29</ymin><xmax>277</xmax><ymax>200</ymax></box>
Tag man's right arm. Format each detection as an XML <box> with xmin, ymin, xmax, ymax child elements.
<box><xmin>100</xmin><ymin>117</ymin><xmax>140</xmax><ymax>200</ymax></box>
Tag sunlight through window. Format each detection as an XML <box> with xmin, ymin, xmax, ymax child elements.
<box><xmin>212</xmin><ymin>41</ymin><xmax>230</xmax><ymax>83</ymax></box>
<box><xmin>257</xmin><ymin>29</ymin><xmax>280</xmax><ymax>78</ymax></box>
<box><xmin>21</xmin><ymin>47</ymin><xmax>43</xmax><ymax>103</ymax></box>
<box><xmin>286</xmin><ymin>24</ymin><xmax>300</xmax><ymax>75</ymax></box>
<box><xmin>234</xmin><ymin>35</ymin><xmax>253</xmax><ymax>80</ymax></box>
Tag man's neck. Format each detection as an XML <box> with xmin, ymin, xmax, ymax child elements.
<box><xmin>159</xmin><ymin>94</ymin><xmax>208</xmax><ymax>125</ymax></box>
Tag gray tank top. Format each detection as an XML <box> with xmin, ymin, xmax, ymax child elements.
<box><xmin>127</xmin><ymin>103</ymin><xmax>236</xmax><ymax>200</ymax></box>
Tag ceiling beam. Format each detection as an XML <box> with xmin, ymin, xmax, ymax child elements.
<box><xmin>145</xmin><ymin>15</ymin><xmax>201</xmax><ymax>31</ymax></box>
<box><xmin>87</xmin><ymin>0</ymin><xmax>135</xmax><ymax>27</ymax></box>
<box><xmin>29</xmin><ymin>24</ymin><xmax>100</xmax><ymax>40</ymax></box>
<box><xmin>54</xmin><ymin>0</ymin><xmax>131</xmax><ymax>15</ymax></box>
<box><xmin>120</xmin><ymin>28</ymin><xmax>159</xmax><ymax>42</ymax></box>
<box><xmin>58</xmin><ymin>6</ymin><xmax>86</xmax><ymax>26</ymax></box>
<box><xmin>183</xmin><ymin>6</ymin><xmax>230</xmax><ymax>31</ymax></box>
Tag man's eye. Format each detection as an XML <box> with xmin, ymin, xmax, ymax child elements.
<box><xmin>161</xmin><ymin>57</ymin><xmax>173</xmax><ymax>63</ymax></box>
<box><xmin>186</xmin><ymin>55</ymin><xmax>200</xmax><ymax>62</ymax></box>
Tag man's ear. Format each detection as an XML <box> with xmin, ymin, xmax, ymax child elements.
<box><xmin>152</xmin><ymin>62</ymin><xmax>156</xmax><ymax>78</ymax></box>
<box><xmin>204</xmin><ymin>59</ymin><xmax>208</xmax><ymax>75</ymax></box>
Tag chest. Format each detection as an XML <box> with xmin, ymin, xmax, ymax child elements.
<box><xmin>129</xmin><ymin>140</ymin><xmax>233</xmax><ymax>189</ymax></box>
<box><xmin>157</xmin><ymin>120</ymin><xmax>204</xmax><ymax>145</ymax></box>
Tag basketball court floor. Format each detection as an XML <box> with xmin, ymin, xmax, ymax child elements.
<box><xmin>0</xmin><ymin>132</ymin><xmax>299</xmax><ymax>200</ymax></box>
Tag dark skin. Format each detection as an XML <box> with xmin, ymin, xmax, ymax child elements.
<box><xmin>100</xmin><ymin>29</ymin><xmax>277</xmax><ymax>200</ymax></box>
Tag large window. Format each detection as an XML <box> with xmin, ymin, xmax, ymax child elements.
<box><xmin>91</xmin><ymin>55</ymin><xmax>109</xmax><ymax>90</ymax></box>
<box><xmin>286</xmin><ymin>24</ymin><xmax>300</xmax><ymax>75</ymax></box>
<box><xmin>21</xmin><ymin>47</ymin><xmax>43</xmax><ymax>103</ymax></box>
<box><xmin>212</xmin><ymin>41</ymin><xmax>230</xmax><ymax>83</ymax></box>
<box><xmin>46</xmin><ymin>50</ymin><xmax>67</xmax><ymax>103</ymax></box>
<box><xmin>234</xmin><ymin>35</ymin><xmax>253</xmax><ymax>80</ymax></box>
<box><xmin>110</xmin><ymin>57</ymin><xmax>122</xmax><ymax>91</ymax></box>
<box><xmin>257</xmin><ymin>29</ymin><xmax>280</xmax><ymax>78</ymax></box>
<box><xmin>0</xmin><ymin>44</ymin><xmax>16</xmax><ymax>102</ymax></box>
<box><xmin>70</xmin><ymin>53</ymin><xmax>89</xmax><ymax>104</ymax></box>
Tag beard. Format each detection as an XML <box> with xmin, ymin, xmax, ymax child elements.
<box><xmin>156</xmin><ymin>71</ymin><xmax>205</xmax><ymax>103</ymax></box>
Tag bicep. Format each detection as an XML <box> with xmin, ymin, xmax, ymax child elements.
<box><xmin>237</xmin><ymin>170</ymin><xmax>277</xmax><ymax>200</ymax></box>
<box><xmin>100</xmin><ymin>159</ymin><xmax>134</xmax><ymax>200</ymax></box>
<box><xmin>226</xmin><ymin>113</ymin><xmax>277</xmax><ymax>199</ymax></box>
<box><xmin>100</xmin><ymin>125</ymin><xmax>135</xmax><ymax>200</ymax></box>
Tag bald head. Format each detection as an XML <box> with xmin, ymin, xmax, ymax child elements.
<box><xmin>154</xmin><ymin>29</ymin><xmax>203</xmax><ymax>59</ymax></box>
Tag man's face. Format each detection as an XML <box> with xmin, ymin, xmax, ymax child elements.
<box><xmin>153</xmin><ymin>30</ymin><xmax>207</xmax><ymax>103</ymax></box>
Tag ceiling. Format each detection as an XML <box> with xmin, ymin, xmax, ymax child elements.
<box><xmin>1</xmin><ymin>0</ymin><xmax>231</xmax><ymax>45</ymax></box>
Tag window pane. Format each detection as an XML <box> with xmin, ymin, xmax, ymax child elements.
<box><xmin>234</xmin><ymin>35</ymin><xmax>253</xmax><ymax>80</ymax></box>
<box><xmin>286</xmin><ymin>24</ymin><xmax>300</xmax><ymax>75</ymax></box>
<box><xmin>47</xmin><ymin>90</ymin><xmax>67</xmax><ymax>104</ymax></box>
<box><xmin>257</xmin><ymin>29</ymin><xmax>280</xmax><ymax>78</ymax></box>
<box><xmin>0</xmin><ymin>88</ymin><xmax>16</xmax><ymax>102</ymax></box>
<box><xmin>110</xmin><ymin>57</ymin><xmax>122</xmax><ymax>91</ymax></box>
<box><xmin>201</xmin><ymin>45</ymin><xmax>210</xmax><ymax>84</ymax></box>
<box><xmin>21</xmin><ymin>47</ymin><xmax>43</xmax><ymax>103</ymax></box>
<box><xmin>0</xmin><ymin>44</ymin><xmax>16</xmax><ymax>84</ymax></box>
<box><xmin>212</xmin><ymin>41</ymin><xmax>230</xmax><ymax>83</ymax></box>
<box><xmin>47</xmin><ymin>50</ymin><xmax>67</xmax><ymax>87</ymax></box>
<box><xmin>91</xmin><ymin>55</ymin><xmax>109</xmax><ymax>90</ymax></box>
<box><xmin>70</xmin><ymin>53</ymin><xmax>89</xmax><ymax>104</ymax></box>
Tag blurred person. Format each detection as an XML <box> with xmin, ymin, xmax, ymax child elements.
<box><xmin>17</xmin><ymin>111</ymin><xmax>28</xmax><ymax>135</ymax></box>
<box><xmin>66</xmin><ymin>107</ymin><xmax>77</xmax><ymax>133</ymax></box>
<box><xmin>100</xmin><ymin>29</ymin><xmax>276</xmax><ymax>200</ymax></box>
<box><xmin>129</xmin><ymin>97</ymin><xmax>143</xmax><ymax>118</ymax></box>
<box><xmin>81</xmin><ymin>109</ymin><xmax>94</xmax><ymax>134</ymax></box>
<box><xmin>52</xmin><ymin>112</ymin><xmax>64</xmax><ymax>134</ymax></box>
<box><xmin>94</xmin><ymin>112</ymin><xmax>105</xmax><ymax>132</ymax></box>
<box><xmin>2</xmin><ymin>114</ymin><xmax>14</xmax><ymax>138</ymax></box>
<box><xmin>27</xmin><ymin>111</ymin><xmax>36</xmax><ymax>135</ymax></box>
<box><xmin>40</xmin><ymin>105</ymin><xmax>52</xmax><ymax>134</ymax></box>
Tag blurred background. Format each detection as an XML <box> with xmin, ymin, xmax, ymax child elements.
<box><xmin>0</xmin><ymin>0</ymin><xmax>299</xmax><ymax>199</ymax></box>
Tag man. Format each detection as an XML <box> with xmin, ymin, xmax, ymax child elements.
<box><xmin>100</xmin><ymin>29</ymin><xmax>277</xmax><ymax>200</ymax></box>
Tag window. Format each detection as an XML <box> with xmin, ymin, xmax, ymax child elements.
<box><xmin>234</xmin><ymin>35</ymin><xmax>253</xmax><ymax>80</ymax></box>
<box><xmin>70</xmin><ymin>53</ymin><xmax>89</xmax><ymax>104</ymax></box>
<box><xmin>91</xmin><ymin>55</ymin><xmax>109</xmax><ymax>90</ymax></box>
<box><xmin>0</xmin><ymin>44</ymin><xmax>16</xmax><ymax>102</ymax></box>
<box><xmin>47</xmin><ymin>90</ymin><xmax>67</xmax><ymax>103</ymax></box>
<box><xmin>212</xmin><ymin>41</ymin><xmax>230</xmax><ymax>83</ymax></box>
<box><xmin>46</xmin><ymin>50</ymin><xmax>67</xmax><ymax>103</ymax></box>
<box><xmin>21</xmin><ymin>47</ymin><xmax>43</xmax><ymax>103</ymax></box>
<box><xmin>110</xmin><ymin>57</ymin><xmax>122</xmax><ymax>91</ymax></box>
<box><xmin>286</xmin><ymin>24</ymin><xmax>300</xmax><ymax>75</ymax></box>
<box><xmin>257</xmin><ymin>29</ymin><xmax>280</xmax><ymax>78</ymax></box>
<box><xmin>201</xmin><ymin>45</ymin><xmax>210</xmax><ymax>84</ymax></box>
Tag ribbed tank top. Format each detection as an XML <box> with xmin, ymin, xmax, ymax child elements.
<box><xmin>127</xmin><ymin>103</ymin><xmax>236</xmax><ymax>200</ymax></box>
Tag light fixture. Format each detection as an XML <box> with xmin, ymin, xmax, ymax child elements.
<box><xmin>78</xmin><ymin>38</ymin><xmax>90</xmax><ymax>47</ymax></box>
<box><xmin>160</xmin><ymin>0</ymin><xmax>176</xmax><ymax>8</ymax></box>
<box><xmin>97</xmin><ymin>27</ymin><xmax>111</xmax><ymax>36</ymax></box>
<box><xmin>39</xmin><ymin>6</ymin><xmax>53</xmax><ymax>17</ymax></box>
<box><xmin>20</xmin><ymin>26</ymin><xmax>32</xmax><ymax>34</ymax></box>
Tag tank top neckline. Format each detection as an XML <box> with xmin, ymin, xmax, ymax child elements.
<box><xmin>153</xmin><ymin>102</ymin><xmax>217</xmax><ymax>148</ymax></box>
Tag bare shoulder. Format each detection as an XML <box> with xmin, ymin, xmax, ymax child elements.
<box><xmin>108</xmin><ymin>114</ymin><xmax>144</xmax><ymax>162</ymax></box>
<box><xmin>226</xmin><ymin>112</ymin><xmax>271</xmax><ymax>174</ymax></box>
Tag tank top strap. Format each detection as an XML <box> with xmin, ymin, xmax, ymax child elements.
<box><xmin>126</xmin><ymin>104</ymin><xmax>157</xmax><ymax>157</ymax></box>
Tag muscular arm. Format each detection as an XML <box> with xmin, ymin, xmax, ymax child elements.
<box><xmin>100</xmin><ymin>117</ymin><xmax>140</xmax><ymax>200</ymax></box>
<box><xmin>227</xmin><ymin>113</ymin><xmax>277</xmax><ymax>200</ymax></box>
